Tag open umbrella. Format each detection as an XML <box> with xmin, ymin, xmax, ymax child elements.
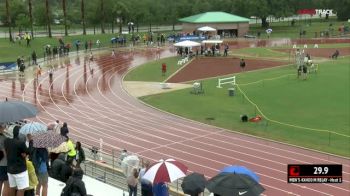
<box><xmin>198</xmin><ymin>26</ymin><xmax>216</xmax><ymax>32</ymax></box>
<box><xmin>48</xmin><ymin>142</ymin><xmax>69</xmax><ymax>153</ymax></box>
<box><xmin>221</xmin><ymin>165</ymin><xmax>260</xmax><ymax>182</ymax></box>
<box><xmin>174</xmin><ymin>40</ymin><xmax>201</xmax><ymax>47</ymax></box>
<box><xmin>32</xmin><ymin>132</ymin><xmax>67</xmax><ymax>148</ymax></box>
<box><xmin>20</xmin><ymin>122</ymin><xmax>47</xmax><ymax>135</ymax></box>
<box><xmin>207</xmin><ymin>173</ymin><xmax>265</xmax><ymax>196</ymax></box>
<box><xmin>121</xmin><ymin>155</ymin><xmax>140</xmax><ymax>177</ymax></box>
<box><xmin>202</xmin><ymin>40</ymin><xmax>223</xmax><ymax>44</ymax></box>
<box><xmin>0</xmin><ymin>100</ymin><xmax>38</xmax><ymax>123</ymax></box>
<box><xmin>181</xmin><ymin>172</ymin><xmax>207</xmax><ymax>196</ymax></box>
<box><xmin>142</xmin><ymin>159</ymin><xmax>188</xmax><ymax>184</ymax></box>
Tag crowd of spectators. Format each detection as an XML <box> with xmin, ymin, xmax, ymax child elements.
<box><xmin>0</xmin><ymin>121</ymin><xmax>86</xmax><ymax>196</ymax></box>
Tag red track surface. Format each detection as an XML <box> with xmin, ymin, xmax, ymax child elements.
<box><xmin>1</xmin><ymin>47</ymin><xmax>349</xmax><ymax>196</ymax></box>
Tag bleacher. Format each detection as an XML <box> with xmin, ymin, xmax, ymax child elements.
<box><xmin>47</xmin><ymin>176</ymin><xmax>125</xmax><ymax>196</ymax></box>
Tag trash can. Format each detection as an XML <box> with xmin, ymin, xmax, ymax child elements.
<box><xmin>228</xmin><ymin>88</ymin><xmax>235</xmax><ymax>96</ymax></box>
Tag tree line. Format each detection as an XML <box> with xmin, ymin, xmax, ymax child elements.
<box><xmin>1</xmin><ymin>0</ymin><xmax>349</xmax><ymax>41</ymax></box>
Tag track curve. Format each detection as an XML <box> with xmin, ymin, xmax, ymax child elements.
<box><xmin>0</xmin><ymin>47</ymin><xmax>349</xmax><ymax>196</ymax></box>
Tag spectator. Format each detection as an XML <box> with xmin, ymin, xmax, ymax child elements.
<box><xmin>62</xmin><ymin>168</ymin><xmax>87</xmax><ymax>196</ymax></box>
<box><xmin>0</xmin><ymin>124</ymin><xmax>10</xmax><ymax>196</ymax></box>
<box><xmin>139</xmin><ymin>160</ymin><xmax>153</xmax><ymax>196</ymax></box>
<box><xmin>240</xmin><ymin>59</ymin><xmax>246</xmax><ymax>71</ymax></box>
<box><xmin>119</xmin><ymin>149</ymin><xmax>128</xmax><ymax>165</ymax></box>
<box><xmin>24</xmin><ymin>153</ymin><xmax>38</xmax><ymax>196</ymax></box>
<box><xmin>127</xmin><ymin>168</ymin><xmax>139</xmax><ymax>196</ymax></box>
<box><xmin>75</xmin><ymin>40</ymin><xmax>80</xmax><ymax>52</ymax></box>
<box><xmin>61</xmin><ymin>158</ymin><xmax>74</xmax><ymax>183</ymax></box>
<box><xmin>75</xmin><ymin>141</ymin><xmax>85</xmax><ymax>168</ymax></box>
<box><xmin>67</xmin><ymin>137</ymin><xmax>76</xmax><ymax>160</ymax></box>
<box><xmin>31</xmin><ymin>51</ymin><xmax>37</xmax><ymax>65</ymax></box>
<box><xmin>224</xmin><ymin>44</ymin><xmax>229</xmax><ymax>57</ymax></box>
<box><xmin>17</xmin><ymin>56</ymin><xmax>21</xmax><ymax>69</ymax></box>
<box><xmin>85</xmin><ymin>41</ymin><xmax>88</xmax><ymax>52</ymax></box>
<box><xmin>60</xmin><ymin>122</ymin><xmax>69</xmax><ymax>137</ymax></box>
<box><xmin>89</xmin><ymin>40</ymin><xmax>92</xmax><ymax>51</ymax></box>
<box><xmin>33</xmin><ymin>148</ymin><xmax>49</xmax><ymax>196</ymax></box>
<box><xmin>4</xmin><ymin>126</ymin><xmax>29</xmax><ymax>196</ymax></box>
<box><xmin>331</xmin><ymin>49</ymin><xmax>339</xmax><ymax>59</ymax></box>
<box><xmin>50</xmin><ymin>153</ymin><xmax>66</xmax><ymax>180</ymax></box>
<box><xmin>25</xmin><ymin>134</ymin><xmax>34</xmax><ymax>160</ymax></box>
<box><xmin>153</xmin><ymin>182</ymin><xmax>169</xmax><ymax>196</ymax></box>
<box><xmin>54</xmin><ymin>120</ymin><xmax>61</xmax><ymax>134</ymax></box>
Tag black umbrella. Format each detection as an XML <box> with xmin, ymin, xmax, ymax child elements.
<box><xmin>206</xmin><ymin>173</ymin><xmax>265</xmax><ymax>196</ymax></box>
<box><xmin>181</xmin><ymin>172</ymin><xmax>207</xmax><ymax>196</ymax></box>
<box><xmin>0</xmin><ymin>100</ymin><xmax>38</xmax><ymax>123</ymax></box>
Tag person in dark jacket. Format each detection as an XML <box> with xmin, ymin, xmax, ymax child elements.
<box><xmin>63</xmin><ymin>168</ymin><xmax>87</xmax><ymax>196</ymax></box>
<box><xmin>75</xmin><ymin>142</ymin><xmax>85</xmax><ymax>168</ymax></box>
<box><xmin>4</xmin><ymin>126</ymin><xmax>29</xmax><ymax>196</ymax></box>
<box><xmin>60</xmin><ymin>157</ymin><xmax>74</xmax><ymax>183</ymax></box>
<box><xmin>60</xmin><ymin>122</ymin><xmax>69</xmax><ymax>137</ymax></box>
<box><xmin>49</xmin><ymin>153</ymin><xmax>65</xmax><ymax>180</ymax></box>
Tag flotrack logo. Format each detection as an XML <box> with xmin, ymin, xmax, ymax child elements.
<box><xmin>315</xmin><ymin>9</ymin><xmax>333</xmax><ymax>15</ymax></box>
<box><xmin>297</xmin><ymin>9</ymin><xmax>335</xmax><ymax>15</ymax></box>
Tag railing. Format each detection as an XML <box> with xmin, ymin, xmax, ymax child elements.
<box><xmin>82</xmin><ymin>145</ymin><xmax>189</xmax><ymax>196</ymax></box>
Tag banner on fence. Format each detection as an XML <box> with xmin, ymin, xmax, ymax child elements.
<box><xmin>0</xmin><ymin>62</ymin><xmax>17</xmax><ymax>72</ymax></box>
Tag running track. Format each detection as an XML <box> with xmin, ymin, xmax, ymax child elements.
<box><xmin>0</xmin><ymin>47</ymin><xmax>349</xmax><ymax>196</ymax></box>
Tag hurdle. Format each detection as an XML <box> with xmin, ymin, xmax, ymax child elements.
<box><xmin>217</xmin><ymin>76</ymin><xmax>236</xmax><ymax>88</ymax></box>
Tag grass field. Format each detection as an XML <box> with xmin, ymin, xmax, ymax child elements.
<box><xmin>249</xmin><ymin>18</ymin><xmax>349</xmax><ymax>39</ymax></box>
<box><xmin>137</xmin><ymin>57</ymin><xmax>350</xmax><ymax>157</ymax></box>
<box><xmin>0</xmin><ymin>33</ymin><xmax>122</xmax><ymax>62</ymax></box>
<box><xmin>231</xmin><ymin>48</ymin><xmax>290</xmax><ymax>59</ymax></box>
<box><xmin>124</xmin><ymin>57</ymin><xmax>182</xmax><ymax>82</ymax></box>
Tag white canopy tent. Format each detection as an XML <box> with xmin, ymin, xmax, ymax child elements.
<box><xmin>202</xmin><ymin>40</ymin><xmax>223</xmax><ymax>44</ymax></box>
<box><xmin>174</xmin><ymin>40</ymin><xmax>201</xmax><ymax>47</ymax></box>
<box><xmin>197</xmin><ymin>26</ymin><xmax>217</xmax><ymax>32</ymax></box>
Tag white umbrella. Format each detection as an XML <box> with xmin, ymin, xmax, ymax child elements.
<box><xmin>266</xmin><ymin>28</ymin><xmax>273</xmax><ymax>34</ymax></box>
<box><xmin>174</xmin><ymin>40</ymin><xmax>201</xmax><ymax>47</ymax></box>
<box><xmin>198</xmin><ymin>26</ymin><xmax>216</xmax><ymax>32</ymax></box>
<box><xmin>202</xmin><ymin>40</ymin><xmax>223</xmax><ymax>44</ymax></box>
<box><xmin>121</xmin><ymin>155</ymin><xmax>140</xmax><ymax>177</ymax></box>
<box><xmin>20</xmin><ymin>122</ymin><xmax>47</xmax><ymax>135</ymax></box>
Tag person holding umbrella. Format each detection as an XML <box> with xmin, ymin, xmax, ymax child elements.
<box><xmin>139</xmin><ymin>160</ymin><xmax>153</xmax><ymax>196</ymax></box>
<box><xmin>181</xmin><ymin>172</ymin><xmax>207</xmax><ymax>196</ymax></box>
<box><xmin>4</xmin><ymin>126</ymin><xmax>29</xmax><ymax>196</ymax></box>
<box><xmin>0</xmin><ymin>124</ymin><xmax>10</xmax><ymax>196</ymax></box>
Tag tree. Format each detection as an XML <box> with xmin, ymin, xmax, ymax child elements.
<box><xmin>331</xmin><ymin>0</ymin><xmax>350</xmax><ymax>20</ymax></box>
<box><xmin>242</xmin><ymin>0</ymin><xmax>296</xmax><ymax>27</ymax></box>
<box><xmin>28</xmin><ymin>0</ymin><xmax>34</xmax><ymax>38</ymax></box>
<box><xmin>5</xmin><ymin>0</ymin><xmax>13</xmax><ymax>42</ymax></box>
<box><xmin>112</xmin><ymin>1</ymin><xmax>129</xmax><ymax>33</ymax></box>
<box><xmin>100</xmin><ymin>0</ymin><xmax>105</xmax><ymax>33</ymax></box>
<box><xmin>62</xmin><ymin>0</ymin><xmax>68</xmax><ymax>36</ymax></box>
<box><xmin>81</xmin><ymin>0</ymin><xmax>86</xmax><ymax>35</ymax></box>
<box><xmin>15</xmin><ymin>13</ymin><xmax>30</xmax><ymax>33</ymax></box>
<box><xmin>45</xmin><ymin>0</ymin><xmax>52</xmax><ymax>37</ymax></box>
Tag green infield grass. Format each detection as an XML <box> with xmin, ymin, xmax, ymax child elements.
<box><xmin>138</xmin><ymin>57</ymin><xmax>350</xmax><ymax>157</ymax></box>
<box><xmin>231</xmin><ymin>48</ymin><xmax>290</xmax><ymax>59</ymax></box>
<box><xmin>124</xmin><ymin>56</ymin><xmax>183</xmax><ymax>82</ymax></box>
